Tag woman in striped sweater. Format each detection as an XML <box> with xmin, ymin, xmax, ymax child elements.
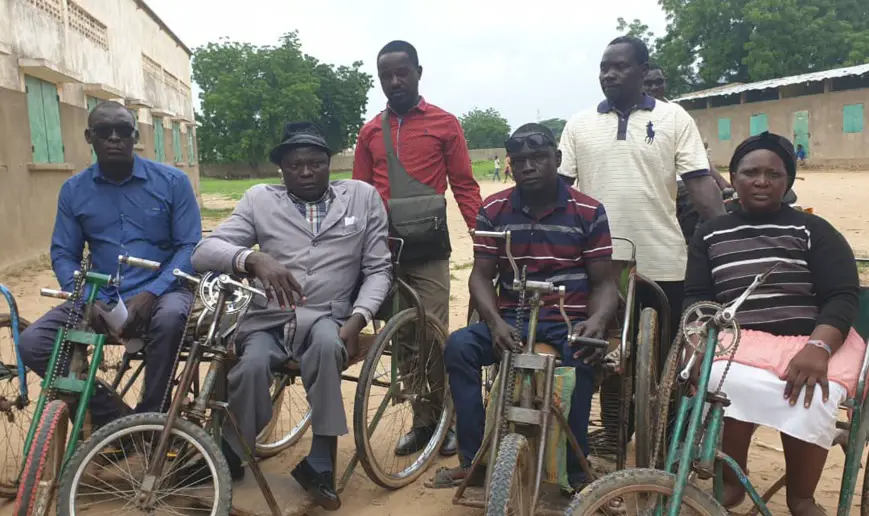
<box><xmin>683</xmin><ymin>132</ymin><xmax>862</xmax><ymax>516</ymax></box>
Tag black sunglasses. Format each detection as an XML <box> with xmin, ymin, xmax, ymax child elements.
<box><xmin>504</xmin><ymin>132</ymin><xmax>556</xmax><ymax>154</ymax></box>
<box><xmin>91</xmin><ymin>124</ymin><xmax>136</xmax><ymax>139</ymax></box>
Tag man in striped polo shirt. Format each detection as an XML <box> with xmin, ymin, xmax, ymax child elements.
<box><xmin>428</xmin><ymin>123</ymin><xmax>619</xmax><ymax>491</ymax></box>
<box><xmin>559</xmin><ymin>36</ymin><xmax>725</xmax><ymax>350</ymax></box>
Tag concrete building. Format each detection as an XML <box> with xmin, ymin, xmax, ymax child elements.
<box><xmin>674</xmin><ymin>64</ymin><xmax>869</xmax><ymax>168</ymax></box>
<box><xmin>0</xmin><ymin>0</ymin><xmax>199</xmax><ymax>270</ymax></box>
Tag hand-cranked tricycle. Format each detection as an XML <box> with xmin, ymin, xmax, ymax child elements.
<box><xmin>567</xmin><ymin>258</ymin><xmax>869</xmax><ymax>515</ymax></box>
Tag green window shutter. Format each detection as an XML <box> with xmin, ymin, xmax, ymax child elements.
<box><xmin>40</xmin><ymin>81</ymin><xmax>64</xmax><ymax>163</ymax></box>
<box><xmin>172</xmin><ymin>122</ymin><xmax>182</xmax><ymax>162</ymax></box>
<box><xmin>187</xmin><ymin>129</ymin><xmax>195</xmax><ymax>165</ymax></box>
<box><xmin>843</xmin><ymin>104</ymin><xmax>864</xmax><ymax>134</ymax></box>
<box><xmin>750</xmin><ymin>113</ymin><xmax>768</xmax><ymax>136</ymax></box>
<box><xmin>717</xmin><ymin>118</ymin><xmax>731</xmax><ymax>141</ymax></box>
<box><xmin>154</xmin><ymin>117</ymin><xmax>165</xmax><ymax>162</ymax></box>
<box><xmin>25</xmin><ymin>76</ymin><xmax>49</xmax><ymax>163</ymax></box>
<box><xmin>87</xmin><ymin>96</ymin><xmax>98</xmax><ymax>163</ymax></box>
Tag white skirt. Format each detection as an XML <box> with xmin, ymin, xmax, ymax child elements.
<box><xmin>708</xmin><ymin>362</ymin><xmax>847</xmax><ymax>449</ymax></box>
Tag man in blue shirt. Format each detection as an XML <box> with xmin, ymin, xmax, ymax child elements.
<box><xmin>19</xmin><ymin>101</ymin><xmax>201</xmax><ymax>425</ymax></box>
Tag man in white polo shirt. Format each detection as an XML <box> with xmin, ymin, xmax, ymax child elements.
<box><xmin>559</xmin><ymin>35</ymin><xmax>724</xmax><ymax>354</ymax></box>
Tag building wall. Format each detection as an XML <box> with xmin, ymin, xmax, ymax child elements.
<box><xmin>0</xmin><ymin>0</ymin><xmax>199</xmax><ymax>270</ymax></box>
<box><xmin>683</xmin><ymin>89</ymin><xmax>869</xmax><ymax>167</ymax></box>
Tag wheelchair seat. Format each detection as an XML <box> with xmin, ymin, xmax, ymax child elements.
<box><xmin>534</xmin><ymin>342</ymin><xmax>560</xmax><ymax>357</ymax></box>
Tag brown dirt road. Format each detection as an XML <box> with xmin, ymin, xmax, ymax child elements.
<box><xmin>0</xmin><ymin>168</ymin><xmax>868</xmax><ymax>515</ymax></box>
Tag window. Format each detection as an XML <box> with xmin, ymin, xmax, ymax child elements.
<box><xmin>86</xmin><ymin>96</ymin><xmax>98</xmax><ymax>163</ymax></box>
<box><xmin>154</xmin><ymin>117</ymin><xmax>165</xmax><ymax>162</ymax></box>
<box><xmin>187</xmin><ymin>127</ymin><xmax>196</xmax><ymax>165</ymax></box>
<box><xmin>749</xmin><ymin>113</ymin><xmax>768</xmax><ymax>136</ymax></box>
<box><xmin>717</xmin><ymin>118</ymin><xmax>731</xmax><ymax>141</ymax></box>
<box><xmin>25</xmin><ymin>76</ymin><xmax>64</xmax><ymax>164</ymax></box>
<box><xmin>843</xmin><ymin>104</ymin><xmax>864</xmax><ymax>134</ymax></box>
<box><xmin>172</xmin><ymin>122</ymin><xmax>182</xmax><ymax>163</ymax></box>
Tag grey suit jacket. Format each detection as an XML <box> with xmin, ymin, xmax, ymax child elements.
<box><xmin>191</xmin><ymin>180</ymin><xmax>393</xmax><ymax>357</ymax></box>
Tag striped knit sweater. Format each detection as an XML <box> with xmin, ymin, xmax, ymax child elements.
<box><xmin>684</xmin><ymin>205</ymin><xmax>859</xmax><ymax>337</ymax></box>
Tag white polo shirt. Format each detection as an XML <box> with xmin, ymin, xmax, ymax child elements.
<box><xmin>559</xmin><ymin>95</ymin><xmax>708</xmax><ymax>282</ymax></box>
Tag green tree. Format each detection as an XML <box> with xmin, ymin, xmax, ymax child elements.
<box><xmin>539</xmin><ymin>118</ymin><xmax>567</xmax><ymax>142</ymax></box>
<box><xmin>193</xmin><ymin>32</ymin><xmax>373</xmax><ymax>168</ymax></box>
<box><xmin>459</xmin><ymin>108</ymin><xmax>511</xmax><ymax>150</ymax></box>
<box><xmin>616</xmin><ymin>0</ymin><xmax>869</xmax><ymax>97</ymax></box>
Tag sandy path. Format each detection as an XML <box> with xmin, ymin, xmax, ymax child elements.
<box><xmin>0</xmin><ymin>169</ymin><xmax>868</xmax><ymax>515</ymax></box>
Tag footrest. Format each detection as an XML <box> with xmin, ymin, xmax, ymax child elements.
<box><xmin>53</xmin><ymin>376</ymin><xmax>86</xmax><ymax>393</ymax></box>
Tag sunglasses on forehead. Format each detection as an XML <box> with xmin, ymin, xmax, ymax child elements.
<box><xmin>90</xmin><ymin>124</ymin><xmax>136</xmax><ymax>139</ymax></box>
<box><xmin>504</xmin><ymin>132</ymin><xmax>556</xmax><ymax>154</ymax></box>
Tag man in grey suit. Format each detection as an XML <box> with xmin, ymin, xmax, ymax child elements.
<box><xmin>191</xmin><ymin>122</ymin><xmax>392</xmax><ymax>510</ymax></box>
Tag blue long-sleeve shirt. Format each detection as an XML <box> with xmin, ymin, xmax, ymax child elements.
<box><xmin>50</xmin><ymin>156</ymin><xmax>202</xmax><ymax>301</ymax></box>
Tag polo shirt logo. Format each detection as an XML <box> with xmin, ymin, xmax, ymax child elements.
<box><xmin>645</xmin><ymin>121</ymin><xmax>656</xmax><ymax>144</ymax></box>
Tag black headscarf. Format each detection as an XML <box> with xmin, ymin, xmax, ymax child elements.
<box><xmin>729</xmin><ymin>131</ymin><xmax>797</xmax><ymax>190</ymax></box>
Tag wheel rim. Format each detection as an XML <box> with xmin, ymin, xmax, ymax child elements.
<box><xmin>67</xmin><ymin>423</ymin><xmax>222</xmax><ymax>516</ymax></box>
<box><xmin>256</xmin><ymin>375</ymin><xmax>311</xmax><ymax>454</ymax></box>
<box><xmin>579</xmin><ymin>480</ymin><xmax>718</xmax><ymax>515</ymax></box>
<box><xmin>0</xmin><ymin>317</ymin><xmax>36</xmax><ymax>496</ymax></box>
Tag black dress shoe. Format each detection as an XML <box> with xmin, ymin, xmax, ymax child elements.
<box><xmin>394</xmin><ymin>426</ymin><xmax>435</xmax><ymax>456</ymax></box>
<box><xmin>291</xmin><ymin>459</ymin><xmax>341</xmax><ymax>511</ymax></box>
<box><xmin>439</xmin><ymin>428</ymin><xmax>457</xmax><ymax>457</ymax></box>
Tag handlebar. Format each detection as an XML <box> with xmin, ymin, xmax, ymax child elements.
<box><xmin>218</xmin><ymin>274</ymin><xmax>266</xmax><ymax>299</ymax></box>
<box><xmin>173</xmin><ymin>269</ymin><xmax>201</xmax><ymax>285</ymax></box>
<box><xmin>719</xmin><ymin>261</ymin><xmax>781</xmax><ymax>323</ymax></box>
<box><xmin>118</xmin><ymin>255</ymin><xmax>161</xmax><ymax>271</ymax></box>
<box><xmin>568</xmin><ymin>335</ymin><xmax>609</xmax><ymax>349</ymax></box>
<box><xmin>40</xmin><ymin>288</ymin><xmax>72</xmax><ymax>300</ymax></box>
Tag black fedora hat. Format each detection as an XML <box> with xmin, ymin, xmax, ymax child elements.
<box><xmin>269</xmin><ymin>124</ymin><xmax>332</xmax><ymax>165</ymax></box>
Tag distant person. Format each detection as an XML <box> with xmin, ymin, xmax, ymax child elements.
<box><xmin>353</xmin><ymin>40</ymin><xmax>483</xmax><ymax>458</ymax></box>
<box><xmin>493</xmin><ymin>155</ymin><xmax>501</xmax><ymax>181</ymax></box>
<box><xmin>503</xmin><ymin>155</ymin><xmax>513</xmax><ymax>182</ymax></box>
<box><xmin>797</xmin><ymin>143</ymin><xmax>807</xmax><ymax>163</ymax></box>
<box><xmin>644</xmin><ymin>63</ymin><xmax>730</xmax><ymax>243</ymax></box>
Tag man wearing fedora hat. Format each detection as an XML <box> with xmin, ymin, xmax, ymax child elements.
<box><xmin>192</xmin><ymin>122</ymin><xmax>392</xmax><ymax>510</ymax></box>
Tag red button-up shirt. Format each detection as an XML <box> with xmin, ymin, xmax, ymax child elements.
<box><xmin>352</xmin><ymin>97</ymin><xmax>482</xmax><ymax>229</ymax></box>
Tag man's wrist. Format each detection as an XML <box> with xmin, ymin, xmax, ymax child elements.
<box><xmin>351</xmin><ymin>307</ymin><xmax>372</xmax><ymax>326</ymax></box>
<box><xmin>235</xmin><ymin>249</ymin><xmax>255</xmax><ymax>273</ymax></box>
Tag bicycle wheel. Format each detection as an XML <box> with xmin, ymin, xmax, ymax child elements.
<box><xmin>255</xmin><ymin>372</ymin><xmax>311</xmax><ymax>457</ymax></box>
<box><xmin>0</xmin><ymin>315</ymin><xmax>37</xmax><ymax>498</ymax></box>
<box><xmin>57</xmin><ymin>412</ymin><xmax>231</xmax><ymax>516</ymax></box>
<box><xmin>634</xmin><ymin>308</ymin><xmax>658</xmax><ymax>468</ymax></box>
<box><xmin>353</xmin><ymin>307</ymin><xmax>452</xmax><ymax>489</ymax></box>
<box><xmin>15</xmin><ymin>399</ymin><xmax>68</xmax><ymax>516</ymax></box>
<box><xmin>565</xmin><ymin>468</ymin><xmax>724</xmax><ymax>515</ymax></box>
<box><xmin>650</xmin><ymin>336</ymin><xmax>687</xmax><ymax>469</ymax></box>
<box><xmin>487</xmin><ymin>433</ymin><xmax>534</xmax><ymax>516</ymax></box>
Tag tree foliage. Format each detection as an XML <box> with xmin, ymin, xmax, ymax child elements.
<box><xmin>539</xmin><ymin>118</ymin><xmax>567</xmax><ymax>142</ymax></box>
<box><xmin>616</xmin><ymin>0</ymin><xmax>869</xmax><ymax>97</ymax></box>
<box><xmin>193</xmin><ymin>32</ymin><xmax>373</xmax><ymax>167</ymax></box>
<box><xmin>459</xmin><ymin>108</ymin><xmax>511</xmax><ymax>150</ymax></box>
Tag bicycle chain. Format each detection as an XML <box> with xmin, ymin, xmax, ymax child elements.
<box><xmin>499</xmin><ymin>266</ymin><xmax>527</xmax><ymax>438</ymax></box>
<box><xmin>158</xmin><ymin>295</ymin><xmax>197</xmax><ymax>412</ymax></box>
<box><xmin>46</xmin><ymin>253</ymin><xmax>91</xmax><ymax>401</ymax></box>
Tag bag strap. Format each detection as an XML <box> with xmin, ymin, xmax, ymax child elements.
<box><xmin>380</xmin><ymin>110</ymin><xmax>439</xmax><ymax>199</ymax></box>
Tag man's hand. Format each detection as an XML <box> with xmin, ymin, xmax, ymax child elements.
<box><xmin>339</xmin><ymin>314</ymin><xmax>367</xmax><ymax>361</ymax></box>
<box><xmin>782</xmin><ymin>345</ymin><xmax>831</xmax><ymax>408</ymax></box>
<box><xmin>88</xmin><ymin>301</ymin><xmax>111</xmax><ymax>335</ymax></box>
<box><xmin>490</xmin><ymin>318</ymin><xmax>521</xmax><ymax>359</ymax></box>
<box><xmin>121</xmin><ymin>292</ymin><xmax>156</xmax><ymax>338</ymax></box>
<box><xmin>246</xmin><ymin>252</ymin><xmax>305</xmax><ymax>309</ymax></box>
<box><xmin>570</xmin><ymin>316</ymin><xmax>608</xmax><ymax>363</ymax></box>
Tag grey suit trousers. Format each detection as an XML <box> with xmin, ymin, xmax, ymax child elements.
<box><xmin>224</xmin><ymin>317</ymin><xmax>349</xmax><ymax>460</ymax></box>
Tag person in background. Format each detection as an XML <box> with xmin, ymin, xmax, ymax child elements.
<box><xmin>19</xmin><ymin>101</ymin><xmax>200</xmax><ymax>428</ymax></box>
<box><xmin>354</xmin><ymin>40</ymin><xmax>482</xmax><ymax>458</ymax></box>
<box><xmin>643</xmin><ymin>63</ymin><xmax>730</xmax><ymax>242</ymax></box>
<box><xmin>797</xmin><ymin>143</ymin><xmax>807</xmax><ymax>164</ymax></box>
<box><xmin>193</xmin><ymin>122</ymin><xmax>392</xmax><ymax>510</ymax></box>
<box><xmin>684</xmin><ymin>131</ymin><xmax>861</xmax><ymax>516</ymax></box>
<box><xmin>493</xmin><ymin>155</ymin><xmax>501</xmax><ymax>181</ymax></box>
<box><xmin>503</xmin><ymin>155</ymin><xmax>513</xmax><ymax>182</ymax></box>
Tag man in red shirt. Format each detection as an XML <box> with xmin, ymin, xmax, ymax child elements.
<box><xmin>354</xmin><ymin>40</ymin><xmax>482</xmax><ymax>458</ymax></box>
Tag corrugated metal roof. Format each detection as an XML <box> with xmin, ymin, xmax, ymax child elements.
<box><xmin>674</xmin><ymin>63</ymin><xmax>869</xmax><ymax>102</ymax></box>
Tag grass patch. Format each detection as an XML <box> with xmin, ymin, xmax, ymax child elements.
<box><xmin>450</xmin><ymin>272</ymin><xmax>459</xmax><ymax>281</ymax></box>
<box><xmin>200</xmin><ymin>171</ymin><xmax>351</xmax><ymax>200</ymax></box>
<box><xmin>201</xmin><ymin>207</ymin><xmax>234</xmax><ymax>219</ymax></box>
<box><xmin>452</xmin><ymin>261</ymin><xmax>473</xmax><ymax>270</ymax></box>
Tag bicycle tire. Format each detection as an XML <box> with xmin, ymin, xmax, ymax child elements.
<box><xmin>634</xmin><ymin>307</ymin><xmax>658</xmax><ymax>468</ymax></box>
<box><xmin>486</xmin><ymin>433</ymin><xmax>534</xmax><ymax>516</ymax></box>
<box><xmin>255</xmin><ymin>373</ymin><xmax>312</xmax><ymax>457</ymax></box>
<box><xmin>57</xmin><ymin>412</ymin><xmax>231</xmax><ymax>516</ymax></box>
<box><xmin>565</xmin><ymin>468</ymin><xmax>725</xmax><ymax>515</ymax></box>
<box><xmin>0</xmin><ymin>314</ymin><xmax>34</xmax><ymax>498</ymax></box>
<box><xmin>353</xmin><ymin>307</ymin><xmax>452</xmax><ymax>489</ymax></box>
<box><xmin>651</xmin><ymin>335</ymin><xmax>686</xmax><ymax>469</ymax></box>
<box><xmin>14</xmin><ymin>399</ymin><xmax>68</xmax><ymax>516</ymax></box>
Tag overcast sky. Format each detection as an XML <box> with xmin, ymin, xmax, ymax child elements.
<box><xmin>147</xmin><ymin>0</ymin><xmax>667</xmax><ymax>129</ymax></box>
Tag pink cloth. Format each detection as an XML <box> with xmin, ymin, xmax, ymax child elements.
<box><xmin>713</xmin><ymin>328</ymin><xmax>867</xmax><ymax>397</ymax></box>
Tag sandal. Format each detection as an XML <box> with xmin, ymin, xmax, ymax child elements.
<box><xmin>424</xmin><ymin>465</ymin><xmax>485</xmax><ymax>489</ymax></box>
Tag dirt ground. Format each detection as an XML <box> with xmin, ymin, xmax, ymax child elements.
<box><xmin>0</xmin><ymin>168</ymin><xmax>868</xmax><ymax>515</ymax></box>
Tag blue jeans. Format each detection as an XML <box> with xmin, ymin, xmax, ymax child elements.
<box><xmin>444</xmin><ymin>317</ymin><xmax>595</xmax><ymax>482</ymax></box>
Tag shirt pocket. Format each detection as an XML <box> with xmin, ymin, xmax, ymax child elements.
<box><xmin>128</xmin><ymin>204</ymin><xmax>173</xmax><ymax>247</ymax></box>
